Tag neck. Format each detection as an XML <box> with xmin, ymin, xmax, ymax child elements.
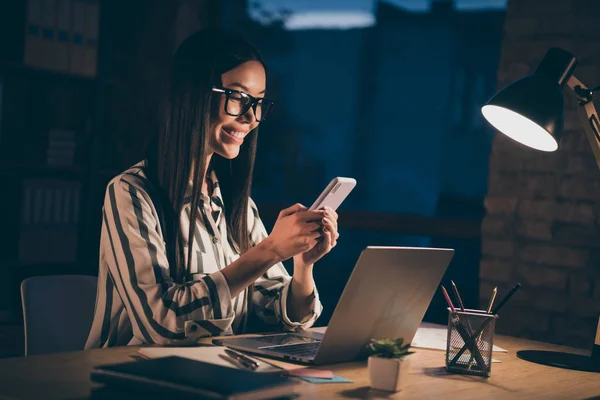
<box><xmin>203</xmin><ymin>153</ymin><xmax>213</xmax><ymax>179</ymax></box>
<box><xmin>200</xmin><ymin>153</ymin><xmax>213</xmax><ymax>195</ymax></box>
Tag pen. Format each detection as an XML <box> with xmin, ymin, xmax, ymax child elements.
<box><xmin>442</xmin><ymin>284</ymin><xmax>487</xmax><ymax>368</ymax></box>
<box><xmin>491</xmin><ymin>283</ymin><xmax>521</xmax><ymax>315</ymax></box>
<box><xmin>487</xmin><ymin>287</ymin><xmax>498</xmax><ymax>314</ymax></box>
<box><xmin>219</xmin><ymin>354</ymin><xmax>253</xmax><ymax>370</ymax></box>
<box><xmin>449</xmin><ymin>283</ymin><xmax>522</xmax><ymax>367</ymax></box>
<box><xmin>224</xmin><ymin>348</ymin><xmax>259</xmax><ymax>369</ymax></box>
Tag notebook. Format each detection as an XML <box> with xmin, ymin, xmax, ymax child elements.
<box><xmin>91</xmin><ymin>356</ymin><xmax>301</xmax><ymax>400</ymax></box>
<box><xmin>137</xmin><ymin>346</ymin><xmax>284</xmax><ymax>373</ymax></box>
<box><xmin>139</xmin><ymin>346</ymin><xmax>339</xmax><ymax>379</ymax></box>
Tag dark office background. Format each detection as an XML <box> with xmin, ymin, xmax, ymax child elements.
<box><xmin>0</xmin><ymin>0</ymin><xmax>508</xmax><ymax>357</ymax></box>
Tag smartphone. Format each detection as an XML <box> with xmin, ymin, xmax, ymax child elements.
<box><xmin>309</xmin><ymin>177</ymin><xmax>357</xmax><ymax>211</ymax></box>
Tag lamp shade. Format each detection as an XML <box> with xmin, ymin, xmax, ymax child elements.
<box><xmin>481</xmin><ymin>47</ymin><xmax>577</xmax><ymax>152</ymax></box>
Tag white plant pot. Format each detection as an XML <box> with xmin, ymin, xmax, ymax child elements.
<box><xmin>368</xmin><ymin>356</ymin><xmax>410</xmax><ymax>392</ymax></box>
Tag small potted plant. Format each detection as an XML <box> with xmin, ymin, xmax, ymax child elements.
<box><xmin>366</xmin><ymin>338</ymin><xmax>414</xmax><ymax>392</ymax></box>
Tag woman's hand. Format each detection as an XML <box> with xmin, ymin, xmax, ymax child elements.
<box><xmin>294</xmin><ymin>206</ymin><xmax>339</xmax><ymax>268</ymax></box>
<box><xmin>261</xmin><ymin>204</ymin><xmax>325</xmax><ymax>262</ymax></box>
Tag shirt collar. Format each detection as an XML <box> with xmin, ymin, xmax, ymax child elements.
<box><xmin>208</xmin><ymin>170</ymin><xmax>225</xmax><ymax>210</ymax></box>
<box><xmin>184</xmin><ymin>169</ymin><xmax>224</xmax><ymax>211</ymax></box>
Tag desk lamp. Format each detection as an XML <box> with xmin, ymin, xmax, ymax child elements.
<box><xmin>481</xmin><ymin>47</ymin><xmax>600</xmax><ymax>372</ymax></box>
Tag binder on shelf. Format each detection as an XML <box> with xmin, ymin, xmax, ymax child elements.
<box><xmin>0</xmin><ymin>75</ymin><xmax>3</xmax><ymax>150</ymax></box>
<box><xmin>55</xmin><ymin>0</ymin><xmax>71</xmax><ymax>72</ymax></box>
<box><xmin>47</xmin><ymin>129</ymin><xmax>76</xmax><ymax>167</ymax></box>
<box><xmin>82</xmin><ymin>0</ymin><xmax>99</xmax><ymax>77</ymax></box>
<box><xmin>19</xmin><ymin>179</ymin><xmax>81</xmax><ymax>265</ymax></box>
<box><xmin>41</xmin><ymin>0</ymin><xmax>58</xmax><ymax>70</ymax></box>
<box><xmin>24</xmin><ymin>0</ymin><xmax>44</xmax><ymax>68</ymax></box>
<box><xmin>69</xmin><ymin>0</ymin><xmax>86</xmax><ymax>76</ymax></box>
<box><xmin>24</xmin><ymin>0</ymin><xmax>100</xmax><ymax>76</ymax></box>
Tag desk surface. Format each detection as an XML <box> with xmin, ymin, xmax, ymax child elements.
<box><xmin>0</xmin><ymin>326</ymin><xmax>598</xmax><ymax>400</ymax></box>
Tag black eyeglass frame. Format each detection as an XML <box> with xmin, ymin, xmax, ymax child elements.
<box><xmin>211</xmin><ymin>86</ymin><xmax>274</xmax><ymax>122</ymax></box>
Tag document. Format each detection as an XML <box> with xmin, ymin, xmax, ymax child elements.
<box><xmin>412</xmin><ymin>323</ymin><xmax>507</xmax><ymax>353</ymax></box>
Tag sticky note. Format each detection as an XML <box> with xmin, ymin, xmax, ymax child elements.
<box><xmin>287</xmin><ymin>368</ymin><xmax>334</xmax><ymax>379</ymax></box>
<box><xmin>299</xmin><ymin>375</ymin><xmax>353</xmax><ymax>383</ymax></box>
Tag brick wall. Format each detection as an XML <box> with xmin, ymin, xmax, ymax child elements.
<box><xmin>481</xmin><ymin>0</ymin><xmax>600</xmax><ymax>348</ymax></box>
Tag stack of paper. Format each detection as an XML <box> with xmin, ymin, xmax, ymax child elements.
<box><xmin>412</xmin><ymin>323</ymin><xmax>507</xmax><ymax>353</ymax></box>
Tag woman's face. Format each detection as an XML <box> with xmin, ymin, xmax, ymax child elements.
<box><xmin>209</xmin><ymin>60</ymin><xmax>266</xmax><ymax>160</ymax></box>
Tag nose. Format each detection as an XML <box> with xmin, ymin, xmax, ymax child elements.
<box><xmin>238</xmin><ymin>105</ymin><xmax>258</xmax><ymax>125</ymax></box>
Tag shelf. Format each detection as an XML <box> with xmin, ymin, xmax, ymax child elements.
<box><xmin>0</xmin><ymin>163</ymin><xmax>89</xmax><ymax>179</ymax></box>
<box><xmin>0</xmin><ymin>61</ymin><xmax>96</xmax><ymax>85</ymax></box>
<box><xmin>97</xmin><ymin>169</ymin><xmax>122</xmax><ymax>179</ymax></box>
<box><xmin>0</xmin><ymin>163</ymin><xmax>125</xmax><ymax>181</ymax></box>
<box><xmin>7</xmin><ymin>262</ymin><xmax>81</xmax><ymax>271</ymax></box>
<box><xmin>2</xmin><ymin>261</ymin><xmax>86</xmax><ymax>277</ymax></box>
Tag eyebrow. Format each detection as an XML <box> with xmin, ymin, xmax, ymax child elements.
<box><xmin>229</xmin><ymin>82</ymin><xmax>266</xmax><ymax>95</ymax></box>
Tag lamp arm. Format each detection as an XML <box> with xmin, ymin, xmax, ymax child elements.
<box><xmin>566</xmin><ymin>75</ymin><xmax>600</xmax><ymax>170</ymax></box>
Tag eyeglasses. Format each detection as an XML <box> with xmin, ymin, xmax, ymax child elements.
<box><xmin>211</xmin><ymin>86</ymin><xmax>274</xmax><ymax>122</ymax></box>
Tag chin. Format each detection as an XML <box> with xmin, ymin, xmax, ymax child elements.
<box><xmin>217</xmin><ymin>147</ymin><xmax>241</xmax><ymax>160</ymax></box>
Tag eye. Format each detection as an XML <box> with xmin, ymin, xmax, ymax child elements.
<box><xmin>229</xmin><ymin>92</ymin><xmax>244</xmax><ymax>103</ymax></box>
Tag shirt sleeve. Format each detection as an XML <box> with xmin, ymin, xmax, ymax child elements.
<box><xmin>247</xmin><ymin>199</ymin><xmax>323</xmax><ymax>331</ymax></box>
<box><xmin>100</xmin><ymin>176</ymin><xmax>235</xmax><ymax>345</ymax></box>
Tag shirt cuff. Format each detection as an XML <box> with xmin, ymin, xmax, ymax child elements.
<box><xmin>206</xmin><ymin>270</ymin><xmax>235</xmax><ymax>321</ymax></box>
<box><xmin>184</xmin><ymin>271</ymin><xmax>235</xmax><ymax>339</ymax></box>
<box><xmin>276</xmin><ymin>280</ymin><xmax>323</xmax><ymax>331</ymax></box>
<box><xmin>184</xmin><ymin>317</ymin><xmax>235</xmax><ymax>339</ymax></box>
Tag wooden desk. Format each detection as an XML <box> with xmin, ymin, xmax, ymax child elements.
<box><xmin>0</xmin><ymin>329</ymin><xmax>598</xmax><ymax>399</ymax></box>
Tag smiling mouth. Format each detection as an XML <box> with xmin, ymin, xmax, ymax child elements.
<box><xmin>222</xmin><ymin>126</ymin><xmax>247</xmax><ymax>139</ymax></box>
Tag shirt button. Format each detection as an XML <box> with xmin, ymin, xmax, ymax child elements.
<box><xmin>212</xmin><ymin>237</ymin><xmax>219</xmax><ymax>244</ymax></box>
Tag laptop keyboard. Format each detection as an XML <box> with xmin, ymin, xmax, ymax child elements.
<box><xmin>253</xmin><ymin>334</ymin><xmax>318</xmax><ymax>346</ymax></box>
<box><xmin>265</xmin><ymin>342</ymin><xmax>321</xmax><ymax>358</ymax></box>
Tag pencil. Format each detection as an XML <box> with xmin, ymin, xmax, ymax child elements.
<box><xmin>450</xmin><ymin>280</ymin><xmax>466</xmax><ymax>312</ymax></box>
<box><xmin>487</xmin><ymin>287</ymin><xmax>498</xmax><ymax>314</ymax></box>
<box><xmin>442</xmin><ymin>285</ymin><xmax>487</xmax><ymax>369</ymax></box>
<box><xmin>450</xmin><ymin>283</ymin><xmax>522</xmax><ymax>368</ymax></box>
<box><xmin>451</xmin><ymin>280</ymin><xmax>475</xmax><ymax>339</ymax></box>
<box><xmin>441</xmin><ymin>285</ymin><xmax>456</xmax><ymax>312</ymax></box>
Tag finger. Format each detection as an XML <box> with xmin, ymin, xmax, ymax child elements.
<box><xmin>329</xmin><ymin>220</ymin><xmax>339</xmax><ymax>238</ymax></box>
<box><xmin>297</xmin><ymin>210</ymin><xmax>325</xmax><ymax>222</ymax></box>
<box><xmin>328</xmin><ymin>224</ymin><xmax>339</xmax><ymax>241</ymax></box>
<box><xmin>325</xmin><ymin>226</ymin><xmax>335</xmax><ymax>250</ymax></box>
<box><xmin>304</xmin><ymin>222</ymin><xmax>321</xmax><ymax>232</ymax></box>
<box><xmin>325</xmin><ymin>207</ymin><xmax>338</xmax><ymax>221</ymax></box>
<box><xmin>324</xmin><ymin>209</ymin><xmax>338</xmax><ymax>232</ymax></box>
<box><xmin>304</xmin><ymin>231</ymin><xmax>322</xmax><ymax>244</ymax></box>
<box><xmin>280</xmin><ymin>203</ymin><xmax>307</xmax><ymax>217</ymax></box>
<box><xmin>304</xmin><ymin>227</ymin><xmax>323</xmax><ymax>239</ymax></box>
<box><xmin>323</xmin><ymin>218</ymin><xmax>339</xmax><ymax>244</ymax></box>
<box><xmin>323</xmin><ymin>217</ymin><xmax>336</xmax><ymax>233</ymax></box>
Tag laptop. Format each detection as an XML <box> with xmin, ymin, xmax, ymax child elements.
<box><xmin>216</xmin><ymin>246</ymin><xmax>454</xmax><ymax>365</ymax></box>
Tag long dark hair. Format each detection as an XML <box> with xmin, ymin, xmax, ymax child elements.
<box><xmin>146</xmin><ymin>29</ymin><xmax>266</xmax><ymax>283</ymax></box>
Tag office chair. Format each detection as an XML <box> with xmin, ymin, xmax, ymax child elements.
<box><xmin>20</xmin><ymin>275</ymin><xmax>98</xmax><ymax>355</ymax></box>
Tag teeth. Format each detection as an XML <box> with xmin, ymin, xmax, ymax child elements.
<box><xmin>225</xmin><ymin>128</ymin><xmax>245</xmax><ymax>139</ymax></box>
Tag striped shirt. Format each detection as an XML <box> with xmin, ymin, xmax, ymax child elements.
<box><xmin>85</xmin><ymin>161</ymin><xmax>322</xmax><ymax>348</ymax></box>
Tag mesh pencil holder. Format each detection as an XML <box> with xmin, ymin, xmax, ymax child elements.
<box><xmin>445</xmin><ymin>309</ymin><xmax>497</xmax><ymax>377</ymax></box>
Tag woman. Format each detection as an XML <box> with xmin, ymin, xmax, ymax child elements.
<box><xmin>85</xmin><ymin>29</ymin><xmax>339</xmax><ymax>348</ymax></box>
